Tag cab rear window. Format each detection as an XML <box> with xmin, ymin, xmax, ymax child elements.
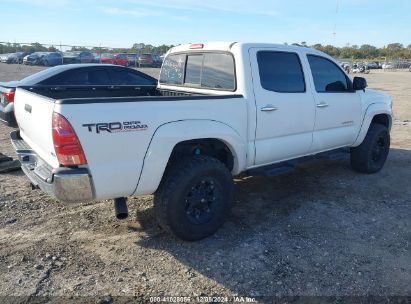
<box><xmin>160</xmin><ymin>52</ymin><xmax>235</xmax><ymax>91</ymax></box>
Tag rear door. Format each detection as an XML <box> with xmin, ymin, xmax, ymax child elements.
<box><xmin>305</xmin><ymin>54</ymin><xmax>362</xmax><ymax>152</ymax></box>
<box><xmin>250</xmin><ymin>48</ymin><xmax>316</xmax><ymax>165</ymax></box>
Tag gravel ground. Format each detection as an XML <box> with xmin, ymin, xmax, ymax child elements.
<box><xmin>0</xmin><ymin>63</ymin><xmax>410</xmax><ymax>302</ymax></box>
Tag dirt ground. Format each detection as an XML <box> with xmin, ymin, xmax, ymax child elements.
<box><xmin>0</xmin><ymin>63</ymin><xmax>410</xmax><ymax>302</ymax></box>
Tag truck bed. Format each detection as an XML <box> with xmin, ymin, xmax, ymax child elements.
<box><xmin>18</xmin><ymin>85</ymin><xmax>198</xmax><ymax>100</ymax></box>
<box><xmin>13</xmin><ymin>86</ymin><xmax>247</xmax><ymax>200</ymax></box>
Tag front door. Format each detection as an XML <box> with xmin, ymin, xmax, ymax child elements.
<box><xmin>250</xmin><ymin>48</ymin><xmax>316</xmax><ymax>166</ymax></box>
<box><xmin>305</xmin><ymin>54</ymin><xmax>362</xmax><ymax>152</ymax></box>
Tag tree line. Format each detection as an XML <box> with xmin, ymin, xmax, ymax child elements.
<box><xmin>0</xmin><ymin>42</ymin><xmax>59</xmax><ymax>54</ymax></box>
<box><xmin>292</xmin><ymin>42</ymin><xmax>411</xmax><ymax>59</ymax></box>
<box><xmin>1</xmin><ymin>41</ymin><xmax>411</xmax><ymax>59</ymax></box>
<box><xmin>0</xmin><ymin>42</ymin><xmax>173</xmax><ymax>56</ymax></box>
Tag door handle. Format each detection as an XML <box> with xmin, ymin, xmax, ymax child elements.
<box><xmin>261</xmin><ymin>105</ymin><xmax>278</xmax><ymax>112</ymax></box>
<box><xmin>316</xmin><ymin>102</ymin><xmax>329</xmax><ymax>108</ymax></box>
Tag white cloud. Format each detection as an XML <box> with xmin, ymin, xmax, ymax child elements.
<box><xmin>120</xmin><ymin>0</ymin><xmax>280</xmax><ymax>16</ymax></box>
<box><xmin>5</xmin><ymin>0</ymin><xmax>71</xmax><ymax>6</ymax></box>
<box><xmin>101</xmin><ymin>6</ymin><xmax>165</xmax><ymax>17</ymax></box>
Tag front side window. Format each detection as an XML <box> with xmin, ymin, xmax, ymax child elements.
<box><xmin>257</xmin><ymin>51</ymin><xmax>305</xmax><ymax>93</ymax></box>
<box><xmin>307</xmin><ymin>55</ymin><xmax>349</xmax><ymax>92</ymax></box>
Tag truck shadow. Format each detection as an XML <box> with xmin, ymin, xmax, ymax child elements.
<box><xmin>132</xmin><ymin>148</ymin><xmax>411</xmax><ymax>295</ymax></box>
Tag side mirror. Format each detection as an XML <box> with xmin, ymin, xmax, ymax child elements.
<box><xmin>353</xmin><ymin>76</ymin><xmax>367</xmax><ymax>91</ymax></box>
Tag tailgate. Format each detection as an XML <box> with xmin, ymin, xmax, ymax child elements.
<box><xmin>14</xmin><ymin>88</ymin><xmax>59</xmax><ymax>168</ymax></box>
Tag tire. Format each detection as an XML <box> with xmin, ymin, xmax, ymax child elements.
<box><xmin>43</xmin><ymin>60</ymin><xmax>49</xmax><ymax>66</ymax></box>
<box><xmin>154</xmin><ymin>155</ymin><xmax>234</xmax><ymax>241</ymax></box>
<box><xmin>350</xmin><ymin>123</ymin><xmax>390</xmax><ymax>173</ymax></box>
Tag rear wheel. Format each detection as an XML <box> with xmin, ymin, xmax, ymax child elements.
<box><xmin>154</xmin><ymin>156</ymin><xmax>234</xmax><ymax>241</ymax></box>
<box><xmin>350</xmin><ymin>123</ymin><xmax>390</xmax><ymax>173</ymax></box>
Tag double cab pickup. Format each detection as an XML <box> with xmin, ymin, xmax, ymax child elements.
<box><xmin>11</xmin><ymin>42</ymin><xmax>392</xmax><ymax>241</ymax></box>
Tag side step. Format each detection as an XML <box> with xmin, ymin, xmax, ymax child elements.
<box><xmin>246</xmin><ymin>148</ymin><xmax>350</xmax><ymax>177</ymax></box>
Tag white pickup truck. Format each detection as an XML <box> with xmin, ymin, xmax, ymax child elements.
<box><xmin>11</xmin><ymin>42</ymin><xmax>392</xmax><ymax>241</ymax></box>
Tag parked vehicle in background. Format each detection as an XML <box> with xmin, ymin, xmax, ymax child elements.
<box><xmin>63</xmin><ymin>51</ymin><xmax>94</xmax><ymax>64</ymax></box>
<box><xmin>152</xmin><ymin>54</ymin><xmax>163</xmax><ymax>67</ymax></box>
<box><xmin>101</xmin><ymin>53</ymin><xmax>129</xmax><ymax>66</ymax></box>
<box><xmin>382</xmin><ymin>62</ymin><xmax>393</xmax><ymax>69</ymax></box>
<box><xmin>409</xmin><ymin>64</ymin><xmax>411</xmax><ymax>72</ymax></box>
<box><xmin>352</xmin><ymin>63</ymin><xmax>370</xmax><ymax>74</ymax></box>
<box><xmin>6</xmin><ymin>52</ymin><xmax>29</xmax><ymax>64</ymax></box>
<box><xmin>138</xmin><ymin>53</ymin><xmax>154</xmax><ymax>67</ymax></box>
<box><xmin>366</xmin><ymin>61</ymin><xmax>379</xmax><ymax>69</ymax></box>
<box><xmin>11</xmin><ymin>42</ymin><xmax>393</xmax><ymax>241</ymax></box>
<box><xmin>394</xmin><ymin>61</ymin><xmax>411</xmax><ymax>69</ymax></box>
<box><xmin>0</xmin><ymin>64</ymin><xmax>157</xmax><ymax>127</ymax></box>
<box><xmin>114</xmin><ymin>53</ymin><xmax>129</xmax><ymax>66</ymax></box>
<box><xmin>40</xmin><ymin>52</ymin><xmax>63</xmax><ymax>66</ymax></box>
<box><xmin>23</xmin><ymin>52</ymin><xmax>46</xmax><ymax>65</ymax></box>
<box><xmin>100</xmin><ymin>53</ymin><xmax>115</xmax><ymax>64</ymax></box>
<box><xmin>93</xmin><ymin>53</ymin><xmax>101</xmax><ymax>63</ymax></box>
<box><xmin>340</xmin><ymin>62</ymin><xmax>351</xmax><ymax>74</ymax></box>
<box><xmin>126</xmin><ymin>54</ymin><xmax>138</xmax><ymax>67</ymax></box>
<box><xmin>0</xmin><ymin>54</ymin><xmax>11</xmax><ymax>63</ymax></box>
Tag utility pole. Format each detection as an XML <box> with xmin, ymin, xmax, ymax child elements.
<box><xmin>332</xmin><ymin>0</ymin><xmax>339</xmax><ymax>43</ymax></box>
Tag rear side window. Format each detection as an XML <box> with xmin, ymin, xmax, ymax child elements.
<box><xmin>40</xmin><ymin>68</ymin><xmax>111</xmax><ymax>85</ymax></box>
<box><xmin>257</xmin><ymin>51</ymin><xmax>305</xmax><ymax>93</ymax></box>
<box><xmin>307</xmin><ymin>55</ymin><xmax>349</xmax><ymax>92</ymax></box>
<box><xmin>109</xmin><ymin>69</ymin><xmax>155</xmax><ymax>85</ymax></box>
<box><xmin>159</xmin><ymin>54</ymin><xmax>186</xmax><ymax>85</ymax></box>
<box><xmin>88</xmin><ymin>70</ymin><xmax>111</xmax><ymax>85</ymax></box>
<box><xmin>160</xmin><ymin>52</ymin><xmax>235</xmax><ymax>91</ymax></box>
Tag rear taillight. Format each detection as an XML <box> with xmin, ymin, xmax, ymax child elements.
<box><xmin>52</xmin><ymin>112</ymin><xmax>87</xmax><ymax>166</ymax></box>
<box><xmin>2</xmin><ymin>90</ymin><xmax>15</xmax><ymax>103</ymax></box>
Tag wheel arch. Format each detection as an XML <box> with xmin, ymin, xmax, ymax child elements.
<box><xmin>167</xmin><ymin>138</ymin><xmax>236</xmax><ymax>172</ymax></box>
<box><xmin>133</xmin><ymin>120</ymin><xmax>247</xmax><ymax>196</ymax></box>
<box><xmin>371</xmin><ymin>113</ymin><xmax>392</xmax><ymax>129</ymax></box>
<box><xmin>353</xmin><ymin>103</ymin><xmax>392</xmax><ymax>147</ymax></box>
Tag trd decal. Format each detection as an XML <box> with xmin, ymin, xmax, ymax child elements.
<box><xmin>83</xmin><ymin>121</ymin><xmax>148</xmax><ymax>134</ymax></box>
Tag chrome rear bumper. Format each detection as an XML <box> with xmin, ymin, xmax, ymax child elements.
<box><xmin>10</xmin><ymin>130</ymin><xmax>94</xmax><ymax>203</ymax></box>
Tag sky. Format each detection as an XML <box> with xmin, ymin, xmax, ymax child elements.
<box><xmin>1</xmin><ymin>0</ymin><xmax>410</xmax><ymax>49</ymax></box>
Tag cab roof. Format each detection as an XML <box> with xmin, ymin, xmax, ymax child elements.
<box><xmin>168</xmin><ymin>41</ymin><xmax>329</xmax><ymax>58</ymax></box>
